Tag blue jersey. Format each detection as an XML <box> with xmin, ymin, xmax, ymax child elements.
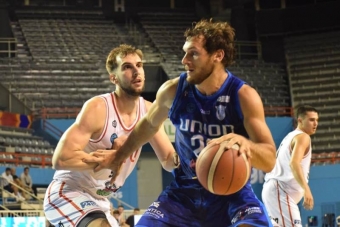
<box><xmin>169</xmin><ymin>71</ymin><xmax>248</xmax><ymax>180</ymax></box>
<box><xmin>136</xmin><ymin>71</ymin><xmax>273</xmax><ymax>227</ymax></box>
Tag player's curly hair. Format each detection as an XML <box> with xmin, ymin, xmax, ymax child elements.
<box><xmin>106</xmin><ymin>44</ymin><xmax>143</xmax><ymax>74</ymax></box>
<box><xmin>184</xmin><ymin>19</ymin><xmax>236</xmax><ymax>67</ymax></box>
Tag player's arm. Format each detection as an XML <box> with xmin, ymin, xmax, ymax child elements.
<box><xmin>144</xmin><ymin>100</ymin><xmax>178</xmax><ymax>172</ymax></box>
<box><xmin>113</xmin><ymin>78</ymin><xmax>179</xmax><ymax>165</ymax></box>
<box><xmin>290</xmin><ymin>133</ymin><xmax>314</xmax><ymax>210</ymax></box>
<box><xmin>239</xmin><ymin>85</ymin><xmax>276</xmax><ymax>173</ymax></box>
<box><xmin>52</xmin><ymin>97</ymin><xmax>106</xmax><ymax>171</ymax></box>
<box><xmin>290</xmin><ymin>133</ymin><xmax>311</xmax><ymax>191</ymax></box>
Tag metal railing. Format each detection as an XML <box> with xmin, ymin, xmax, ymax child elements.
<box><xmin>0</xmin><ymin>38</ymin><xmax>17</xmax><ymax>57</ymax></box>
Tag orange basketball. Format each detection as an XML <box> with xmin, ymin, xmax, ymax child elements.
<box><xmin>196</xmin><ymin>141</ymin><xmax>251</xmax><ymax>195</ymax></box>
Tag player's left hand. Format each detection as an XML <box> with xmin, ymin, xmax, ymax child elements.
<box><xmin>207</xmin><ymin>133</ymin><xmax>253</xmax><ymax>159</ymax></box>
<box><xmin>82</xmin><ymin>149</ymin><xmax>117</xmax><ymax>172</ymax></box>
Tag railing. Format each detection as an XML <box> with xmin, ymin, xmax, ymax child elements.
<box><xmin>0</xmin><ymin>152</ymin><xmax>52</xmax><ymax>168</ymax></box>
<box><xmin>37</xmin><ymin>106</ymin><xmax>293</xmax><ymax>119</ymax></box>
<box><xmin>234</xmin><ymin>41</ymin><xmax>262</xmax><ymax>60</ymax></box>
<box><xmin>264</xmin><ymin>106</ymin><xmax>294</xmax><ymax>117</ymax></box>
<box><xmin>0</xmin><ymin>38</ymin><xmax>17</xmax><ymax>58</ymax></box>
<box><xmin>42</xmin><ymin>119</ymin><xmax>64</xmax><ymax>139</ymax></box>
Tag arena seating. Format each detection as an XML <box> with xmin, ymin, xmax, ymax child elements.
<box><xmin>137</xmin><ymin>11</ymin><xmax>291</xmax><ymax>108</ymax></box>
<box><xmin>0</xmin><ymin>125</ymin><xmax>53</xmax><ymax>165</ymax></box>
<box><xmin>285</xmin><ymin>30</ymin><xmax>340</xmax><ymax>154</ymax></box>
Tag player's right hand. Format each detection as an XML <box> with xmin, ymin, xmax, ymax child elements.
<box><xmin>303</xmin><ymin>187</ymin><xmax>314</xmax><ymax>210</ymax></box>
<box><xmin>82</xmin><ymin>149</ymin><xmax>117</xmax><ymax>172</ymax></box>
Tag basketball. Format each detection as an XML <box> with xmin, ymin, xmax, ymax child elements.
<box><xmin>196</xmin><ymin>141</ymin><xmax>251</xmax><ymax>195</ymax></box>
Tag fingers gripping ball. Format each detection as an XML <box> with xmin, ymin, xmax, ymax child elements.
<box><xmin>196</xmin><ymin>141</ymin><xmax>251</xmax><ymax>195</ymax></box>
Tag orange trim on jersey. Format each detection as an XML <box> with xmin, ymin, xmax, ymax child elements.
<box><xmin>47</xmin><ymin>181</ymin><xmax>77</xmax><ymax>226</ymax></box>
<box><xmin>276</xmin><ymin>181</ymin><xmax>286</xmax><ymax>227</ymax></box>
<box><xmin>111</xmin><ymin>93</ymin><xmax>141</xmax><ymax>131</ymax></box>
<box><xmin>286</xmin><ymin>193</ymin><xmax>294</xmax><ymax>226</ymax></box>
<box><xmin>90</xmin><ymin>95</ymin><xmax>109</xmax><ymax>143</ymax></box>
<box><xmin>59</xmin><ymin>181</ymin><xmax>85</xmax><ymax>215</ymax></box>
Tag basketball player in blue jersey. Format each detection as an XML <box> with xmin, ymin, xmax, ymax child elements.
<box><xmin>87</xmin><ymin>19</ymin><xmax>276</xmax><ymax>226</ymax></box>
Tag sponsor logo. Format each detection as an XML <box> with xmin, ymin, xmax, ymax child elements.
<box><xmin>110</xmin><ymin>133</ymin><xmax>118</xmax><ymax>144</ymax></box>
<box><xmin>217</xmin><ymin>95</ymin><xmax>230</xmax><ymax>103</ymax></box>
<box><xmin>294</xmin><ymin>219</ymin><xmax>301</xmax><ymax>225</ymax></box>
<box><xmin>200</xmin><ymin>109</ymin><xmax>210</xmax><ymax>115</ymax></box>
<box><xmin>96</xmin><ymin>182</ymin><xmax>121</xmax><ymax>197</ymax></box>
<box><xmin>231</xmin><ymin>206</ymin><xmax>262</xmax><ymax>224</ymax></box>
<box><xmin>80</xmin><ymin>201</ymin><xmax>98</xmax><ymax>209</ymax></box>
<box><xmin>150</xmin><ymin>201</ymin><xmax>160</xmax><ymax>208</ymax></box>
<box><xmin>145</xmin><ymin>208</ymin><xmax>164</xmax><ymax>219</ymax></box>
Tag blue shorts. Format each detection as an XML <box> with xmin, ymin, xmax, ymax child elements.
<box><xmin>136</xmin><ymin>177</ymin><xmax>272</xmax><ymax>227</ymax></box>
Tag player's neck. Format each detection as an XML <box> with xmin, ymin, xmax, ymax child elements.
<box><xmin>113</xmin><ymin>91</ymin><xmax>139</xmax><ymax>115</ymax></box>
<box><xmin>196</xmin><ymin>69</ymin><xmax>228</xmax><ymax>96</ymax></box>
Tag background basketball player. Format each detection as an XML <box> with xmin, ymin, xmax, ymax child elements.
<box><xmin>262</xmin><ymin>105</ymin><xmax>318</xmax><ymax>227</ymax></box>
<box><xmin>43</xmin><ymin>44</ymin><xmax>177</xmax><ymax>227</ymax></box>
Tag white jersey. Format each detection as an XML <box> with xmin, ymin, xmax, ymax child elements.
<box><xmin>262</xmin><ymin>129</ymin><xmax>312</xmax><ymax>227</ymax></box>
<box><xmin>264</xmin><ymin>129</ymin><xmax>312</xmax><ymax>201</ymax></box>
<box><xmin>53</xmin><ymin>93</ymin><xmax>147</xmax><ymax>199</ymax></box>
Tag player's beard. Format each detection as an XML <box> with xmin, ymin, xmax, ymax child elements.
<box><xmin>186</xmin><ymin>67</ymin><xmax>213</xmax><ymax>85</ymax></box>
<box><xmin>117</xmin><ymin>77</ymin><xmax>144</xmax><ymax>96</ymax></box>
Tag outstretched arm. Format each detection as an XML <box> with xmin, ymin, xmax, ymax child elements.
<box><xmin>112</xmin><ymin>78</ymin><xmax>178</xmax><ymax>172</ymax></box>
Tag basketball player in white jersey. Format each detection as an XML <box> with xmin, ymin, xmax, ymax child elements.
<box><xmin>43</xmin><ymin>44</ymin><xmax>178</xmax><ymax>227</ymax></box>
<box><xmin>262</xmin><ymin>105</ymin><xmax>319</xmax><ymax>227</ymax></box>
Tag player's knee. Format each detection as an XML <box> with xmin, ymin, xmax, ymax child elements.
<box><xmin>77</xmin><ymin>211</ymin><xmax>110</xmax><ymax>227</ymax></box>
<box><xmin>86</xmin><ymin>218</ymin><xmax>111</xmax><ymax>227</ymax></box>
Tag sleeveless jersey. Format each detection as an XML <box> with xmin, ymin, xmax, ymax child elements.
<box><xmin>264</xmin><ymin>129</ymin><xmax>312</xmax><ymax>195</ymax></box>
<box><xmin>169</xmin><ymin>71</ymin><xmax>247</xmax><ymax>180</ymax></box>
<box><xmin>53</xmin><ymin>93</ymin><xmax>146</xmax><ymax>199</ymax></box>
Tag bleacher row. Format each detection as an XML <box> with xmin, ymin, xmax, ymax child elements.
<box><xmin>0</xmin><ymin>126</ymin><xmax>54</xmax><ymax>165</ymax></box>
<box><xmin>137</xmin><ymin>12</ymin><xmax>291</xmax><ymax>107</ymax></box>
<box><xmin>285</xmin><ymin>30</ymin><xmax>340</xmax><ymax>154</ymax></box>
<box><xmin>0</xmin><ymin>10</ymin><xmax>339</xmax><ymax>160</ymax></box>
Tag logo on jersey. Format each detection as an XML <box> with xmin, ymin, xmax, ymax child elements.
<box><xmin>80</xmin><ymin>201</ymin><xmax>98</xmax><ymax>209</ymax></box>
<box><xmin>146</xmin><ymin>201</ymin><xmax>164</xmax><ymax>219</ymax></box>
<box><xmin>217</xmin><ymin>95</ymin><xmax>230</xmax><ymax>103</ymax></box>
<box><xmin>215</xmin><ymin>105</ymin><xmax>226</xmax><ymax>120</ymax></box>
<box><xmin>294</xmin><ymin>220</ymin><xmax>301</xmax><ymax>225</ymax></box>
<box><xmin>150</xmin><ymin>201</ymin><xmax>160</xmax><ymax>208</ymax></box>
<box><xmin>200</xmin><ymin>109</ymin><xmax>210</xmax><ymax>115</ymax></box>
<box><xmin>231</xmin><ymin>206</ymin><xmax>262</xmax><ymax>224</ymax></box>
<box><xmin>96</xmin><ymin>182</ymin><xmax>121</xmax><ymax>197</ymax></box>
<box><xmin>186</xmin><ymin>103</ymin><xmax>195</xmax><ymax>113</ymax></box>
<box><xmin>110</xmin><ymin>133</ymin><xmax>118</xmax><ymax>144</ymax></box>
<box><xmin>112</xmin><ymin>120</ymin><xmax>117</xmax><ymax>128</ymax></box>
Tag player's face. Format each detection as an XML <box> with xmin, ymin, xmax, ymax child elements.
<box><xmin>115</xmin><ymin>53</ymin><xmax>145</xmax><ymax>96</ymax></box>
<box><xmin>299</xmin><ymin>111</ymin><xmax>318</xmax><ymax>135</ymax></box>
<box><xmin>182</xmin><ymin>35</ymin><xmax>215</xmax><ymax>84</ymax></box>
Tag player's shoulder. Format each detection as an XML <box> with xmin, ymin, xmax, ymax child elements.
<box><xmin>84</xmin><ymin>95</ymin><xmax>107</xmax><ymax>109</ymax></box>
<box><xmin>293</xmin><ymin>131</ymin><xmax>311</xmax><ymax>144</ymax></box>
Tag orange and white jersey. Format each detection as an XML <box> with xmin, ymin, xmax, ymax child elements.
<box><xmin>264</xmin><ymin>129</ymin><xmax>311</xmax><ymax>203</ymax></box>
<box><xmin>53</xmin><ymin>93</ymin><xmax>146</xmax><ymax>199</ymax></box>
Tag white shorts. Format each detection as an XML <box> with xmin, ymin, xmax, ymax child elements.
<box><xmin>44</xmin><ymin>180</ymin><xmax>118</xmax><ymax>227</ymax></box>
<box><xmin>262</xmin><ymin>179</ymin><xmax>302</xmax><ymax>227</ymax></box>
